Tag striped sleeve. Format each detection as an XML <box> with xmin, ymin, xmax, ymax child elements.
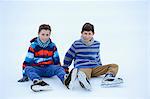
<box><xmin>97</xmin><ymin>51</ymin><xmax>102</xmax><ymax>65</ymax></box>
<box><xmin>96</xmin><ymin>43</ymin><xmax>102</xmax><ymax>65</ymax></box>
<box><xmin>63</xmin><ymin>43</ymin><xmax>76</xmax><ymax>67</ymax></box>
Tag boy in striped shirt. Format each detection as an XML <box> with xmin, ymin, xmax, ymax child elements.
<box><xmin>63</xmin><ymin>23</ymin><xmax>123</xmax><ymax>90</ymax></box>
<box><xmin>18</xmin><ymin>24</ymin><xmax>77</xmax><ymax>92</ymax></box>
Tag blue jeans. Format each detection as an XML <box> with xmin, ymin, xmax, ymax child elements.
<box><xmin>24</xmin><ymin>65</ymin><xmax>66</xmax><ymax>83</ymax></box>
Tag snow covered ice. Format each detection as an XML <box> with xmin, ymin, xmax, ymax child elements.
<box><xmin>0</xmin><ymin>0</ymin><xmax>149</xmax><ymax>99</ymax></box>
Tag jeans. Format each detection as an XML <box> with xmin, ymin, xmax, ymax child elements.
<box><xmin>24</xmin><ymin>65</ymin><xmax>66</xmax><ymax>83</ymax></box>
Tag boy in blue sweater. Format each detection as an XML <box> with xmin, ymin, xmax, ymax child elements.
<box><xmin>63</xmin><ymin>23</ymin><xmax>123</xmax><ymax>90</ymax></box>
<box><xmin>18</xmin><ymin>24</ymin><xmax>78</xmax><ymax>92</ymax></box>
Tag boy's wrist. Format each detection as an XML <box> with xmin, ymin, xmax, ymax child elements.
<box><xmin>62</xmin><ymin>65</ymin><xmax>69</xmax><ymax>74</ymax></box>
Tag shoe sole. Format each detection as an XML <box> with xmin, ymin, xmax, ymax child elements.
<box><xmin>31</xmin><ymin>85</ymin><xmax>52</xmax><ymax>92</ymax></box>
<box><xmin>68</xmin><ymin>68</ymin><xmax>78</xmax><ymax>89</ymax></box>
<box><xmin>78</xmin><ymin>71</ymin><xmax>92</xmax><ymax>91</ymax></box>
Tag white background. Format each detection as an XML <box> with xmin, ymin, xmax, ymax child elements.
<box><xmin>0</xmin><ymin>0</ymin><xmax>149</xmax><ymax>99</ymax></box>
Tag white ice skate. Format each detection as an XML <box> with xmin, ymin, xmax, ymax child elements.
<box><xmin>78</xmin><ymin>70</ymin><xmax>92</xmax><ymax>91</ymax></box>
<box><xmin>101</xmin><ymin>77</ymin><xmax>123</xmax><ymax>87</ymax></box>
<box><xmin>64</xmin><ymin>68</ymin><xmax>78</xmax><ymax>90</ymax></box>
<box><xmin>31</xmin><ymin>80</ymin><xmax>52</xmax><ymax>92</ymax></box>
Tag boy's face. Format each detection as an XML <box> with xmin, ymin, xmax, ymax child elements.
<box><xmin>81</xmin><ymin>31</ymin><xmax>94</xmax><ymax>42</ymax></box>
<box><xmin>38</xmin><ymin>29</ymin><xmax>50</xmax><ymax>43</ymax></box>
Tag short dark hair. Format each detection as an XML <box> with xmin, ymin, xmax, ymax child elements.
<box><xmin>38</xmin><ymin>24</ymin><xmax>51</xmax><ymax>33</ymax></box>
<box><xmin>81</xmin><ymin>23</ymin><xmax>94</xmax><ymax>33</ymax></box>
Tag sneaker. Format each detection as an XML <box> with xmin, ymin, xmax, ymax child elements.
<box><xmin>31</xmin><ymin>80</ymin><xmax>51</xmax><ymax>92</ymax></box>
<box><xmin>101</xmin><ymin>77</ymin><xmax>123</xmax><ymax>87</ymax></box>
<box><xmin>64</xmin><ymin>68</ymin><xmax>78</xmax><ymax>89</ymax></box>
<box><xmin>78</xmin><ymin>70</ymin><xmax>92</xmax><ymax>91</ymax></box>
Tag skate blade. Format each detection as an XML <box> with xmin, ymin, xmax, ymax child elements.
<box><xmin>78</xmin><ymin>71</ymin><xmax>92</xmax><ymax>91</ymax></box>
<box><xmin>31</xmin><ymin>85</ymin><xmax>52</xmax><ymax>92</ymax></box>
<box><xmin>68</xmin><ymin>68</ymin><xmax>78</xmax><ymax>90</ymax></box>
<box><xmin>101</xmin><ymin>82</ymin><xmax>123</xmax><ymax>88</ymax></box>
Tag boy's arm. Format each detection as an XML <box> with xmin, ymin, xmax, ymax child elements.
<box><xmin>97</xmin><ymin>43</ymin><xmax>102</xmax><ymax>65</ymax></box>
<box><xmin>18</xmin><ymin>45</ymin><xmax>35</xmax><ymax>82</ymax></box>
<box><xmin>63</xmin><ymin>43</ymin><xmax>76</xmax><ymax>70</ymax></box>
<box><xmin>22</xmin><ymin>45</ymin><xmax>35</xmax><ymax>70</ymax></box>
<box><xmin>52</xmin><ymin>45</ymin><xmax>61</xmax><ymax>65</ymax></box>
<box><xmin>97</xmin><ymin>51</ymin><xmax>102</xmax><ymax>65</ymax></box>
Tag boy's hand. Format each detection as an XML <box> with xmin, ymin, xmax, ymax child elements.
<box><xmin>18</xmin><ymin>76</ymin><xmax>29</xmax><ymax>82</ymax></box>
<box><xmin>62</xmin><ymin>65</ymin><xmax>69</xmax><ymax>74</ymax></box>
<box><xmin>64</xmin><ymin>68</ymin><xmax>69</xmax><ymax>74</ymax></box>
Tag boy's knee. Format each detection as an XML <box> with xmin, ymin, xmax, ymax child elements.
<box><xmin>24</xmin><ymin>66</ymin><xmax>34</xmax><ymax>72</ymax></box>
<box><xmin>57</xmin><ymin>66</ymin><xmax>64</xmax><ymax>71</ymax></box>
<box><xmin>79</xmin><ymin>70</ymin><xmax>91</xmax><ymax>79</ymax></box>
<box><xmin>56</xmin><ymin>66</ymin><xmax>66</xmax><ymax>74</ymax></box>
<box><xmin>110</xmin><ymin>64</ymin><xmax>118</xmax><ymax>69</ymax></box>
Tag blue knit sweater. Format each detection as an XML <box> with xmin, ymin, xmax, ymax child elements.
<box><xmin>63</xmin><ymin>37</ymin><xmax>102</xmax><ymax>69</ymax></box>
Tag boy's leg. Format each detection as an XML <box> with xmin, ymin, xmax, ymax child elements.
<box><xmin>45</xmin><ymin>65</ymin><xmax>66</xmax><ymax>82</ymax></box>
<box><xmin>91</xmin><ymin>64</ymin><xmax>123</xmax><ymax>87</ymax></box>
<box><xmin>25</xmin><ymin>66</ymin><xmax>43</xmax><ymax>81</ymax></box>
<box><xmin>45</xmin><ymin>65</ymin><xmax>78</xmax><ymax>89</ymax></box>
<box><xmin>91</xmin><ymin>64</ymin><xmax>118</xmax><ymax>77</ymax></box>
<box><xmin>25</xmin><ymin>66</ymin><xmax>50</xmax><ymax>92</ymax></box>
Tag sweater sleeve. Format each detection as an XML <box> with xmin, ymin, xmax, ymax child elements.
<box><xmin>96</xmin><ymin>43</ymin><xmax>102</xmax><ymax>65</ymax></box>
<box><xmin>63</xmin><ymin>43</ymin><xmax>76</xmax><ymax>68</ymax></box>
<box><xmin>22</xmin><ymin>44</ymin><xmax>35</xmax><ymax>70</ymax></box>
<box><xmin>52</xmin><ymin>44</ymin><xmax>61</xmax><ymax>65</ymax></box>
<box><xmin>97</xmin><ymin>51</ymin><xmax>102</xmax><ymax>65</ymax></box>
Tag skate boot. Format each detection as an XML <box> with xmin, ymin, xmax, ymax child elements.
<box><xmin>31</xmin><ymin>79</ymin><xmax>51</xmax><ymax>92</ymax></box>
<box><xmin>101</xmin><ymin>73</ymin><xmax>123</xmax><ymax>87</ymax></box>
<box><xmin>78</xmin><ymin>70</ymin><xmax>92</xmax><ymax>91</ymax></box>
<box><xmin>64</xmin><ymin>68</ymin><xmax>78</xmax><ymax>89</ymax></box>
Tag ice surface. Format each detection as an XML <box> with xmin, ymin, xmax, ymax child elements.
<box><xmin>0</xmin><ymin>0</ymin><xmax>149</xmax><ymax>99</ymax></box>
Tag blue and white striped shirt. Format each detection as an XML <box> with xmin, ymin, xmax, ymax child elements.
<box><xmin>63</xmin><ymin>37</ymin><xmax>102</xmax><ymax>69</ymax></box>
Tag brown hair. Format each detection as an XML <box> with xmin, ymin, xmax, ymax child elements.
<box><xmin>38</xmin><ymin>24</ymin><xmax>51</xmax><ymax>33</ymax></box>
<box><xmin>81</xmin><ymin>23</ymin><xmax>94</xmax><ymax>33</ymax></box>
